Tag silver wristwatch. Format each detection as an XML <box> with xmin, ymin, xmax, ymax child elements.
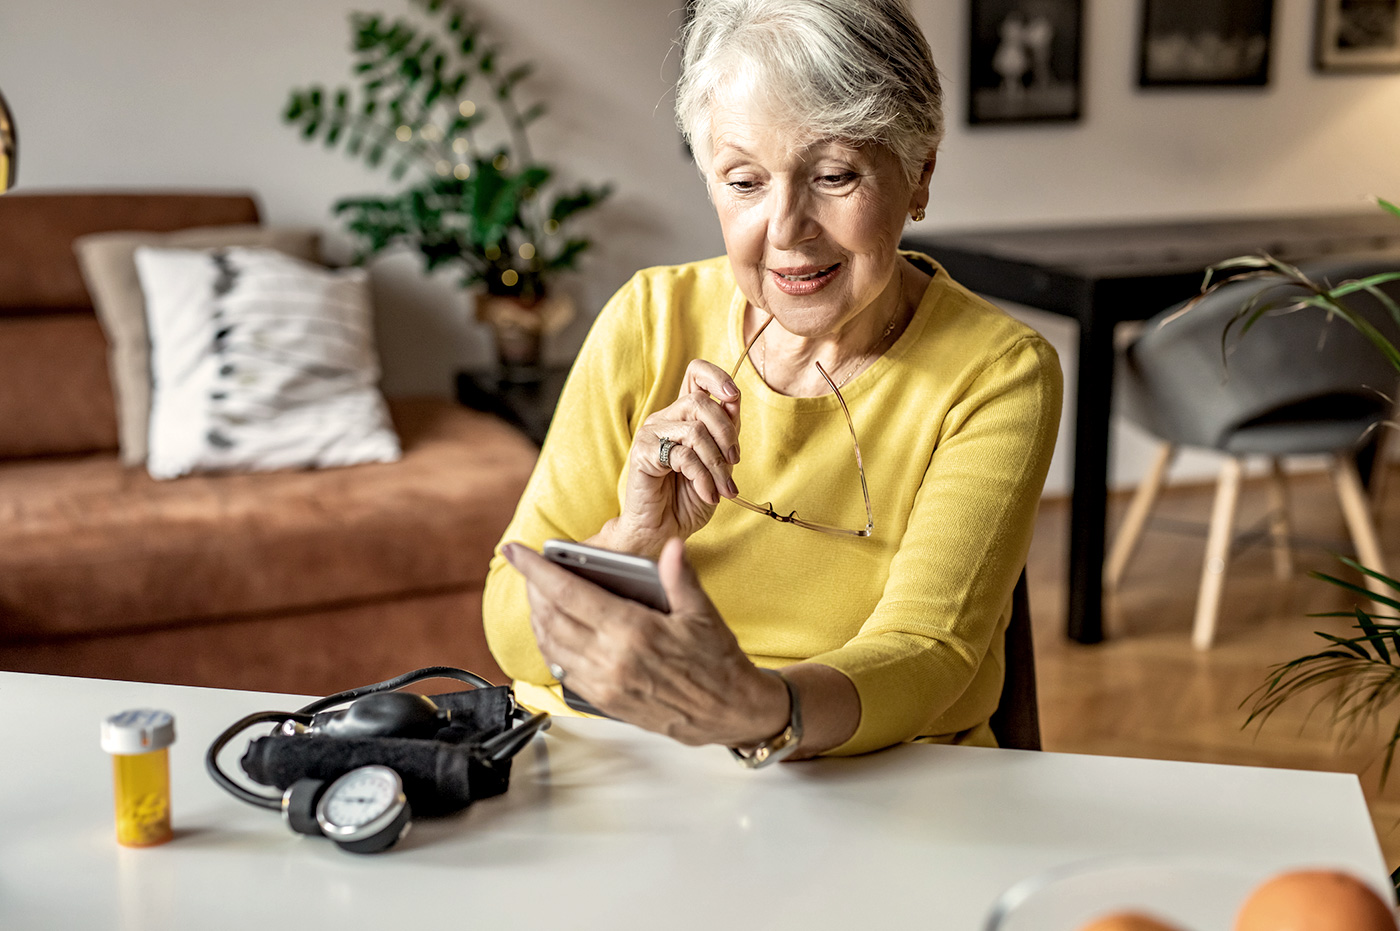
<box><xmin>729</xmin><ymin>669</ymin><xmax>803</xmax><ymax>769</ymax></box>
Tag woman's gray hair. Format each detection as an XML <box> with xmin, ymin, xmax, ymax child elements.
<box><xmin>676</xmin><ymin>0</ymin><xmax>944</xmax><ymax>184</ymax></box>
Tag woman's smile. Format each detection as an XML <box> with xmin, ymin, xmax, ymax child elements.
<box><xmin>770</xmin><ymin>262</ymin><xmax>842</xmax><ymax>295</ymax></box>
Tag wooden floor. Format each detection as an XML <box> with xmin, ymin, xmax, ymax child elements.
<box><xmin>1030</xmin><ymin>464</ymin><xmax>1400</xmax><ymax>872</ymax></box>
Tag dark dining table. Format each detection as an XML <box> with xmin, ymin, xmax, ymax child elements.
<box><xmin>903</xmin><ymin>211</ymin><xmax>1400</xmax><ymax>644</ymax></box>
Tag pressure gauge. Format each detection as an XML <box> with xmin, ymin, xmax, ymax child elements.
<box><xmin>314</xmin><ymin>765</ymin><xmax>412</xmax><ymax>854</ymax></box>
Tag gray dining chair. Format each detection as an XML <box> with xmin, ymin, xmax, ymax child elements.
<box><xmin>1104</xmin><ymin>256</ymin><xmax>1400</xmax><ymax>649</ymax></box>
<box><xmin>989</xmin><ymin>570</ymin><xmax>1040</xmax><ymax>751</ymax></box>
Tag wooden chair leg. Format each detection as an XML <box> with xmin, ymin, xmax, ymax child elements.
<box><xmin>1266</xmin><ymin>458</ymin><xmax>1293</xmax><ymax>581</ymax></box>
<box><xmin>1193</xmin><ymin>457</ymin><xmax>1242</xmax><ymax>651</ymax></box>
<box><xmin>1372</xmin><ymin>460</ymin><xmax>1392</xmax><ymax>524</ymax></box>
<box><xmin>1105</xmin><ymin>443</ymin><xmax>1176</xmax><ymax>592</ymax></box>
<box><xmin>1367</xmin><ymin>398</ymin><xmax>1398</xmax><ymax>522</ymax></box>
<box><xmin>1366</xmin><ymin>439</ymin><xmax>1388</xmax><ymax>518</ymax></box>
<box><xmin>1332</xmin><ymin>454</ymin><xmax>1392</xmax><ymax>616</ymax></box>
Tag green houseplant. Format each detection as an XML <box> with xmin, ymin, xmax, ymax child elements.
<box><xmin>1188</xmin><ymin>197</ymin><xmax>1400</xmax><ymax>889</ymax></box>
<box><xmin>1211</xmin><ymin>199</ymin><xmax>1400</xmax><ymax>769</ymax></box>
<box><xmin>283</xmin><ymin>0</ymin><xmax>611</xmax><ymax>366</ymax></box>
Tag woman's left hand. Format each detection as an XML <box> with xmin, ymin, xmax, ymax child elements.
<box><xmin>503</xmin><ymin>538</ymin><xmax>790</xmax><ymax>747</ymax></box>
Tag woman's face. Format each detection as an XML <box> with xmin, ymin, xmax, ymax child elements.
<box><xmin>706</xmin><ymin>97</ymin><xmax>927</xmax><ymax>340</ymax></box>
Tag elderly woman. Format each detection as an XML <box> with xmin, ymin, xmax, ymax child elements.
<box><xmin>482</xmin><ymin>0</ymin><xmax>1061</xmax><ymax>762</ymax></box>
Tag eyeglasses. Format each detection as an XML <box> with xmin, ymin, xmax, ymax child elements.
<box><xmin>725</xmin><ymin>314</ymin><xmax>873</xmax><ymax>537</ymax></box>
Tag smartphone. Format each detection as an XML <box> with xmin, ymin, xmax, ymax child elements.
<box><xmin>542</xmin><ymin>539</ymin><xmax>670</xmax><ymax>612</ymax></box>
<box><xmin>541</xmin><ymin>539</ymin><xmax>670</xmax><ymax>718</ymax></box>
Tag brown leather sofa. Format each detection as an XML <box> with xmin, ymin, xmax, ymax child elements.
<box><xmin>0</xmin><ymin>191</ymin><xmax>538</xmax><ymax>694</ymax></box>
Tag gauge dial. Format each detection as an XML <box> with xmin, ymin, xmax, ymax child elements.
<box><xmin>315</xmin><ymin>765</ymin><xmax>412</xmax><ymax>854</ymax></box>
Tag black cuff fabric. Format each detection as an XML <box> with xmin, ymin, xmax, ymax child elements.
<box><xmin>239</xmin><ymin>686</ymin><xmax>518</xmax><ymax>817</ymax></box>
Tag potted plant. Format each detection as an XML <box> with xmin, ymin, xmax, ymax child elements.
<box><xmin>1198</xmin><ymin>195</ymin><xmax>1400</xmax><ymax>881</ymax></box>
<box><xmin>283</xmin><ymin>0</ymin><xmax>611</xmax><ymax>369</ymax></box>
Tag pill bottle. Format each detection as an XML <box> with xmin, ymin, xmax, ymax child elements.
<box><xmin>101</xmin><ymin>709</ymin><xmax>176</xmax><ymax>847</ymax></box>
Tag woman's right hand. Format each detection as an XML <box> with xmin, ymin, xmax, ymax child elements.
<box><xmin>602</xmin><ymin>359</ymin><xmax>742</xmax><ymax>556</ymax></box>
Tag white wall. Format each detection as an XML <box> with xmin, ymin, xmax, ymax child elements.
<box><xmin>3</xmin><ymin>0</ymin><xmax>1399</xmax><ymax>495</ymax></box>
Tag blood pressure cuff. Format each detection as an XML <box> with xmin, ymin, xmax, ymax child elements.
<box><xmin>239</xmin><ymin>686</ymin><xmax>516</xmax><ymax>817</ymax></box>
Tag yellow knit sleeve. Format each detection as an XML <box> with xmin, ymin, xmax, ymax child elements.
<box><xmin>480</xmin><ymin>272</ymin><xmax>654</xmax><ymax>684</ymax></box>
<box><xmin>811</xmin><ymin>334</ymin><xmax>1062</xmax><ymax>756</ymax></box>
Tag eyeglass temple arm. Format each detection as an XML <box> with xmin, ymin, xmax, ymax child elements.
<box><xmin>815</xmin><ymin>360</ymin><xmax>874</xmax><ymax>533</ymax></box>
<box><xmin>727</xmin><ymin>313</ymin><xmax>780</xmax><ymax>518</ymax></box>
<box><xmin>729</xmin><ymin>313</ymin><xmax>775</xmax><ymax>381</ymax></box>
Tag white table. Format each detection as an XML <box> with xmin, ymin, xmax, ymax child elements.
<box><xmin>0</xmin><ymin>671</ymin><xmax>1389</xmax><ymax>930</ymax></box>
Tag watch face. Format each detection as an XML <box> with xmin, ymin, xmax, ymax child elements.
<box><xmin>316</xmin><ymin>765</ymin><xmax>407</xmax><ymax>841</ymax></box>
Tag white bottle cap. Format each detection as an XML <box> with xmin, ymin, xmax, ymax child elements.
<box><xmin>101</xmin><ymin>709</ymin><xmax>176</xmax><ymax>755</ymax></box>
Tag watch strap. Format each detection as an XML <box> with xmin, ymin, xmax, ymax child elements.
<box><xmin>728</xmin><ymin>669</ymin><xmax>803</xmax><ymax>769</ymax></box>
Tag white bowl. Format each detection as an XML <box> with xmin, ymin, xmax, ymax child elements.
<box><xmin>983</xmin><ymin>856</ymin><xmax>1277</xmax><ymax>931</ymax></box>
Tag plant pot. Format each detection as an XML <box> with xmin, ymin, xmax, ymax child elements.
<box><xmin>475</xmin><ymin>293</ymin><xmax>574</xmax><ymax>370</ymax></box>
<box><xmin>493</xmin><ymin>317</ymin><xmax>544</xmax><ymax>368</ymax></box>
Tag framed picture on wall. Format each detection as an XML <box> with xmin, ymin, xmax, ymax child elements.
<box><xmin>967</xmin><ymin>0</ymin><xmax>1083</xmax><ymax>125</ymax></box>
<box><xmin>1315</xmin><ymin>0</ymin><xmax>1400</xmax><ymax>72</ymax></box>
<box><xmin>1138</xmin><ymin>0</ymin><xmax>1275</xmax><ymax>87</ymax></box>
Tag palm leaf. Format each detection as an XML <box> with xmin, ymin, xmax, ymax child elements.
<box><xmin>1310</xmin><ymin>570</ymin><xmax>1400</xmax><ymax>612</ymax></box>
<box><xmin>1323</xmin><ymin>271</ymin><xmax>1400</xmax><ymax>300</ymax></box>
<box><xmin>1197</xmin><ymin>239</ymin><xmax>1400</xmax><ymax>376</ymax></box>
<box><xmin>1246</xmin><ymin>558</ymin><xmax>1400</xmax><ymax>787</ymax></box>
<box><xmin>1336</xmin><ymin>554</ymin><xmax>1400</xmax><ymax>591</ymax></box>
<box><xmin>1313</xmin><ymin>629</ymin><xmax>1377</xmax><ymax>659</ymax></box>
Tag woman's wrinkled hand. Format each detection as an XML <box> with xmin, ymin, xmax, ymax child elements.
<box><xmin>503</xmin><ymin>538</ymin><xmax>789</xmax><ymax>747</ymax></box>
<box><xmin>610</xmin><ymin>359</ymin><xmax>742</xmax><ymax>555</ymax></box>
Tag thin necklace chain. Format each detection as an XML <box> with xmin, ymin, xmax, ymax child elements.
<box><xmin>759</xmin><ymin>308</ymin><xmax>901</xmax><ymax>391</ymax></box>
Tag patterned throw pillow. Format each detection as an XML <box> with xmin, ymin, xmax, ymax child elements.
<box><xmin>74</xmin><ymin>225</ymin><xmax>322</xmax><ymax>466</ymax></box>
<box><xmin>134</xmin><ymin>245</ymin><xmax>401</xmax><ymax>480</ymax></box>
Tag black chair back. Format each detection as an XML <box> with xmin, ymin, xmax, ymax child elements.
<box><xmin>1120</xmin><ymin>256</ymin><xmax>1400</xmax><ymax>454</ymax></box>
<box><xmin>990</xmin><ymin>570</ymin><xmax>1041</xmax><ymax>751</ymax></box>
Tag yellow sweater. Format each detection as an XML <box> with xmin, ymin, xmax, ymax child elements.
<box><xmin>482</xmin><ymin>254</ymin><xmax>1062</xmax><ymax>756</ymax></box>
